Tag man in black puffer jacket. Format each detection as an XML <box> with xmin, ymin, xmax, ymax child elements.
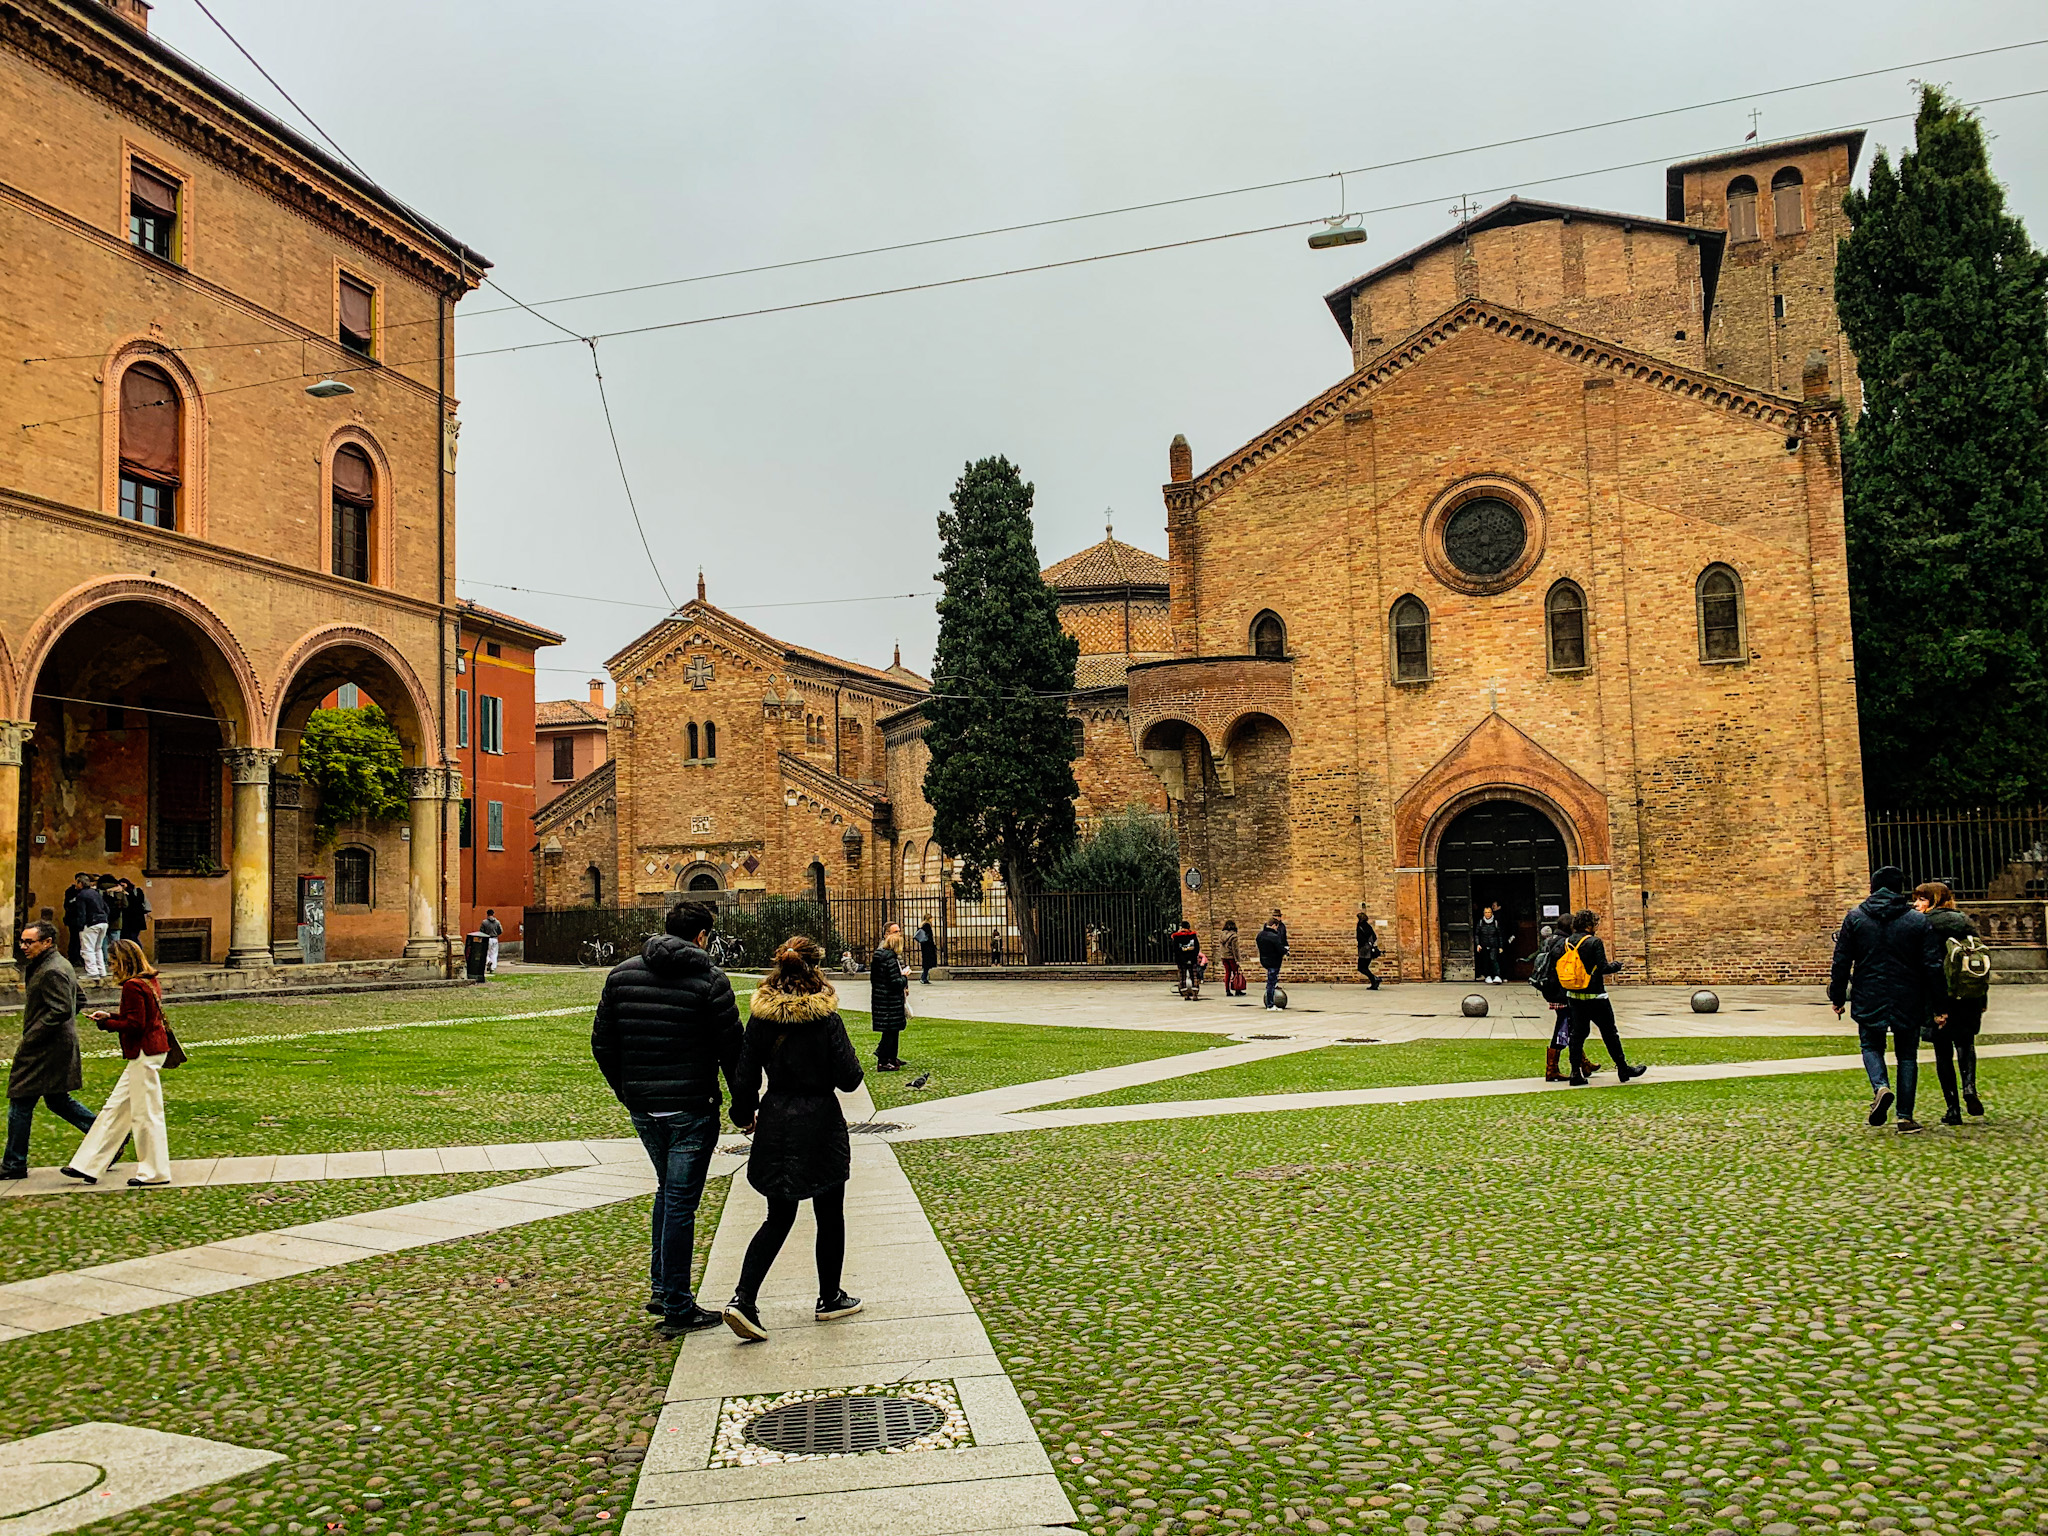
<box><xmin>592</xmin><ymin>902</ymin><xmax>745</xmax><ymax>1335</ymax></box>
<box><xmin>1829</xmin><ymin>865</ymin><xmax>1946</xmax><ymax>1134</ymax></box>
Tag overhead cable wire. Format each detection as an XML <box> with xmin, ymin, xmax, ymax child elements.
<box><xmin>458</xmin><ymin>579</ymin><xmax>942</xmax><ymax>613</ymax></box>
<box><xmin>583</xmin><ymin>338</ymin><xmax>674</xmax><ymax>609</ymax></box>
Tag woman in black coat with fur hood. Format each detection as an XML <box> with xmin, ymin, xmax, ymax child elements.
<box><xmin>723</xmin><ymin>934</ymin><xmax>865</xmax><ymax>1342</ymax></box>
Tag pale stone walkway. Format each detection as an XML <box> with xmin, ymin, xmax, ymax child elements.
<box><xmin>631</xmin><ymin>1084</ymin><xmax>1073</xmax><ymax>1536</ymax></box>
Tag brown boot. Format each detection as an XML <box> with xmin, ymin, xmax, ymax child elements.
<box><xmin>1544</xmin><ymin>1047</ymin><xmax>1568</xmax><ymax>1083</ymax></box>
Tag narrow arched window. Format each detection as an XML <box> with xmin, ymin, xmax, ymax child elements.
<box><xmin>118</xmin><ymin>361</ymin><xmax>181</xmax><ymax>528</ymax></box>
<box><xmin>1391</xmin><ymin>596</ymin><xmax>1431</xmax><ymax>682</ymax></box>
<box><xmin>1251</xmin><ymin>610</ymin><xmax>1286</xmax><ymax>658</ymax></box>
<box><xmin>334</xmin><ymin>846</ymin><xmax>373</xmax><ymax>906</ymax></box>
<box><xmin>1698</xmin><ymin>565</ymin><xmax>1745</xmax><ymax>662</ymax></box>
<box><xmin>1546</xmin><ymin>581</ymin><xmax>1588</xmax><ymax>672</ymax></box>
<box><xmin>703</xmin><ymin>720</ymin><xmax>716</xmax><ymax>759</ymax></box>
<box><xmin>687</xmin><ymin>721</ymin><xmax>699</xmax><ymax>760</ymax></box>
<box><xmin>1771</xmin><ymin>167</ymin><xmax>1804</xmax><ymax>235</ymax></box>
<box><xmin>1726</xmin><ymin>175</ymin><xmax>1759</xmax><ymax>243</ymax></box>
<box><xmin>332</xmin><ymin>444</ymin><xmax>374</xmax><ymax>581</ymax></box>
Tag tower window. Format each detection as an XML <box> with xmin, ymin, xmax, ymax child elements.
<box><xmin>1726</xmin><ymin>175</ymin><xmax>1759</xmax><ymax>243</ymax></box>
<box><xmin>1771</xmin><ymin>166</ymin><xmax>1805</xmax><ymax>235</ymax></box>
<box><xmin>1250</xmin><ymin>610</ymin><xmax>1286</xmax><ymax>658</ymax></box>
<box><xmin>1698</xmin><ymin>565</ymin><xmax>1745</xmax><ymax>663</ymax></box>
<box><xmin>1546</xmin><ymin>582</ymin><xmax>1588</xmax><ymax>672</ymax></box>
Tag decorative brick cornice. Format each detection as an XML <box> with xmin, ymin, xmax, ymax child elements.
<box><xmin>534</xmin><ymin>759</ymin><xmax>615</xmax><ymax>836</ymax></box>
<box><xmin>1165</xmin><ymin>299</ymin><xmax>1819</xmax><ymax>515</ymax></box>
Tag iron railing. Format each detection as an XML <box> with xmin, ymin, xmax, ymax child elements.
<box><xmin>1866</xmin><ymin>805</ymin><xmax>2048</xmax><ymax>902</ymax></box>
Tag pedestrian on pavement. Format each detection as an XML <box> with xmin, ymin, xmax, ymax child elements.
<box><xmin>914</xmin><ymin>919</ymin><xmax>937</xmax><ymax>984</ymax></box>
<box><xmin>65</xmin><ymin>939</ymin><xmax>173</xmax><ymax>1187</ymax></box>
<box><xmin>2</xmin><ymin>922</ymin><xmax>98</xmax><ymax>1180</ymax></box>
<box><xmin>1558</xmin><ymin>910</ymin><xmax>1645</xmax><ymax>1087</ymax></box>
<box><xmin>723</xmin><ymin>935</ymin><xmax>865</xmax><ymax>1342</ymax></box>
<box><xmin>1256</xmin><ymin>913</ymin><xmax>1288</xmax><ymax>1010</ymax></box>
<box><xmin>1531</xmin><ymin>924</ymin><xmax>1575</xmax><ymax>1082</ymax></box>
<box><xmin>116</xmin><ymin>879</ymin><xmax>149</xmax><ymax>945</ymax></box>
<box><xmin>1219</xmin><ymin>920</ymin><xmax>1245</xmax><ymax>996</ymax></box>
<box><xmin>1829</xmin><ymin>865</ymin><xmax>1945</xmax><ymax>1134</ymax></box>
<box><xmin>1475</xmin><ymin>901</ymin><xmax>1505</xmax><ymax>984</ymax></box>
<box><xmin>868</xmin><ymin>927</ymin><xmax>909</xmax><ymax>1070</ymax></box>
<box><xmin>590</xmin><ymin>900</ymin><xmax>746</xmax><ymax>1336</ymax></box>
<box><xmin>1356</xmin><ymin>904</ymin><xmax>1382</xmax><ymax>990</ymax></box>
<box><xmin>74</xmin><ymin>876</ymin><xmax>110</xmax><ymax>980</ymax></box>
<box><xmin>1913</xmin><ymin>881</ymin><xmax>1990</xmax><ymax>1127</ymax></box>
<box><xmin>479</xmin><ymin>909</ymin><xmax>503</xmax><ymax>974</ymax></box>
<box><xmin>1170</xmin><ymin>917</ymin><xmax>1202</xmax><ymax>999</ymax></box>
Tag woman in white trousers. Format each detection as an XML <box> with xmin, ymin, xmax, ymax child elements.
<box><xmin>62</xmin><ymin>938</ymin><xmax>173</xmax><ymax>1187</ymax></box>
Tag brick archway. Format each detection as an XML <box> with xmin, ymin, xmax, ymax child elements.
<box><xmin>1391</xmin><ymin>714</ymin><xmax>1613</xmax><ymax>979</ymax></box>
<box><xmin>270</xmin><ymin>624</ymin><xmax>439</xmax><ymax>759</ymax></box>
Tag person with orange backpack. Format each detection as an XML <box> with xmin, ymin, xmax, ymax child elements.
<box><xmin>1556</xmin><ymin>909</ymin><xmax>1646</xmax><ymax>1088</ymax></box>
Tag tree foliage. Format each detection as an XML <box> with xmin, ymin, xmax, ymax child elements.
<box><xmin>1838</xmin><ymin>85</ymin><xmax>2048</xmax><ymax>806</ymax></box>
<box><xmin>922</xmin><ymin>456</ymin><xmax>1080</xmax><ymax>963</ymax></box>
<box><xmin>300</xmin><ymin>704</ymin><xmax>407</xmax><ymax>838</ymax></box>
<box><xmin>1043</xmin><ymin>805</ymin><xmax>1182</xmax><ymax>911</ymax></box>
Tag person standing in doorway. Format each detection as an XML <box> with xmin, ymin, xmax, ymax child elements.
<box><xmin>1474</xmin><ymin>901</ymin><xmax>1505</xmax><ymax>985</ymax></box>
<box><xmin>723</xmin><ymin>935</ymin><xmax>866</xmax><ymax>1341</ymax></box>
<box><xmin>1356</xmin><ymin>904</ymin><xmax>1382</xmax><ymax>990</ymax></box>
<box><xmin>479</xmin><ymin>909</ymin><xmax>503</xmax><ymax>975</ymax></box>
<box><xmin>1915</xmin><ymin>882</ymin><xmax>1991</xmax><ymax>1125</ymax></box>
<box><xmin>2</xmin><ymin>922</ymin><xmax>98</xmax><ymax>1180</ymax></box>
<box><xmin>914</xmin><ymin>918</ymin><xmax>937</xmax><ymax>984</ymax></box>
<box><xmin>1219</xmin><ymin>920</ymin><xmax>1245</xmax><ymax>996</ymax></box>
<box><xmin>868</xmin><ymin>927</ymin><xmax>909</xmax><ymax>1071</ymax></box>
<box><xmin>65</xmin><ymin>939</ymin><xmax>173</xmax><ymax>1186</ymax></box>
<box><xmin>590</xmin><ymin>901</ymin><xmax>746</xmax><ymax>1336</ymax></box>
<box><xmin>1830</xmin><ymin>865</ymin><xmax>1945</xmax><ymax>1134</ymax></box>
<box><xmin>1557</xmin><ymin>910</ymin><xmax>1645</xmax><ymax>1086</ymax></box>
<box><xmin>1256</xmin><ymin>913</ymin><xmax>1288</xmax><ymax>1010</ymax></box>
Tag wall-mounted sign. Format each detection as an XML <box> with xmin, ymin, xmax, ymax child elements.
<box><xmin>1184</xmin><ymin>868</ymin><xmax>1203</xmax><ymax>891</ymax></box>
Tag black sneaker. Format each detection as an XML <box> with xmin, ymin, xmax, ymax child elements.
<box><xmin>59</xmin><ymin>1166</ymin><xmax>97</xmax><ymax>1184</ymax></box>
<box><xmin>815</xmin><ymin>1291</ymin><xmax>863</xmax><ymax>1321</ymax></box>
<box><xmin>1868</xmin><ymin>1087</ymin><xmax>1895</xmax><ymax>1127</ymax></box>
<box><xmin>1942</xmin><ymin>1108</ymin><xmax>1964</xmax><ymax>1127</ymax></box>
<box><xmin>644</xmin><ymin>1299</ymin><xmax>665</xmax><ymax>1317</ymax></box>
<box><xmin>1965</xmin><ymin>1092</ymin><xmax>1985</xmax><ymax>1117</ymax></box>
<box><xmin>1897</xmin><ymin>1118</ymin><xmax>1924</xmax><ymax>1135</ymax></box>
<box><xmin>657</xmin><ymin>1305</ymin><xmax>725</xmax><ymax>1337</ymax></box>
<box><xmin>1620</xmin><ymin>1064</ymin><xmax>1648</xmax><ymax>1083</ymax></box>
<box><xmin>723</xmin><ymin>1296</ymin><xmax>769</xmax><ymax>1343</ymax></box>
<box><xmin>0</xmin><ymin>1168</ymin><xmax>25</xmax><ymax>1181</ymax></box>
<box><xmin>1568</xmin><ymin>1074</ymin><xmax>1589</xmax><ymax>1087</ymax></box>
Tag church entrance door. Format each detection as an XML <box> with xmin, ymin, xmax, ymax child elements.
<box><xmin>1435</xmin><ymin>801</ymin><xmax>1570</xmax><ymax>982</ymax></box>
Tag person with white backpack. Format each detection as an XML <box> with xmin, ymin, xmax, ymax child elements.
<box><xmin>1914</xmin><ymin>882</ymin><xmax>1993</xmax><ymax>1126</ymax></box>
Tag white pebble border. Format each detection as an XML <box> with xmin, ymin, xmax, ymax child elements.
<box><xmin>707</xmin><ymin>1380</ymin><xmax>972</xmax><ymax>1469</ymax></box>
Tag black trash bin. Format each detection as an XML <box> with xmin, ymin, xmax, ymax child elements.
<box><xmin>463</xmin><ymin>932</ymin><xmax>489</xmax><ymax>983</ymax></box>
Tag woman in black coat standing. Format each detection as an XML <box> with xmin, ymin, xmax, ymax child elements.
<box><xmin>868</xmin><ymin>927</ymin><xmax>909</xmax><ymax>1071</ymax></box>
<box><xmin>723</xmin><ymin>935</ymin><xmax>865</xmax><ymax>1342</ymax></box>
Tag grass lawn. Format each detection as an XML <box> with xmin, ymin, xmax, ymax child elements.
<box><xmin>902</xmin><ymin>1057</ymin><xmax>2048</xmax><ymax>1536</ymax></box>
<box><xmin>0</xmin><ymin>1172</ymin><xmax>535</xmax><ymax>1284</ymax></box>
<box><xmin>854</xmin><ymin>1012</ymin><xmax>1225</xmax><ymax>1111</ymax></box>
<box><xmin>0</xmin><ymin>1180</ymin><xmax>724</xmax><ymax>1536</ymax></box>
<box><xmin>1042</xmin><ymin>1034</ymin><xmax>2048</xmax><ymax>1110</ymax></box>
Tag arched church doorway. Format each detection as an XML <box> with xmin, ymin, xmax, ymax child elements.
<box><xmin>1435</xmin><ymin>800</ymin><xmax>1569</xmax><ymax>982</ymax></box>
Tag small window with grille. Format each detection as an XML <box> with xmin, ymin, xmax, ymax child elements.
<box><xmin>334</xmin><ymin>846</ymin><xmax>372</xmax><ymax>906</ymax></box>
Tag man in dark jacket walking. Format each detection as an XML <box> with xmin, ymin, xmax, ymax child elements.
<box><xmin>3</xmin><ymin>922</ymin><xmax>98</xmax><ymax>1179</ymax></box>
<box><xmin>591</xmin><ymin>902</ymin><xmax>745</xmax><ymax>1334</ymax></box>
<box><xmin>1830</xmin><ymin>865</ymin><xmax>1945</xmax><ymax>1133</ymax></box>
<box><xmin>1255</xmin><ymin>913</ymin><xmax>1287</xmax><ymax>1010</ymax></box>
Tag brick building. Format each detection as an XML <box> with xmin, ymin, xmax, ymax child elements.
<box><xmin>453</xmin><ymin>601</ymin><xmax>560</xmax><ymax>952</ymax></box>
<box><xmin>1</xmin><ymin>0</ymin><xmax>483</xmax><ymax>984</ymax></box>
<box><xmin>1131</xmin><ymin>136</ymin><xmax>1870</xmax><ymax>983</ymax></box>
<box><xmin>536</xmin><ymin>681</ymin><xmax>609</xmax><ymax>810</ymax></box>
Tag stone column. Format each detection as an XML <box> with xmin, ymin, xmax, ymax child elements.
<box><xmin>270</xmin><ymin>773</ymin><xmax>304</xmax><ymax>964</ymax></box>
<box><xmin>0</xmin><ymin>720</ymin><xmax>34</xmax><ymax>987</ymax></box>
<box><xmin>222</xmin><ymin>747</ymin><xmax>283</xmax><ymax>968</ymax></box>
<box><xmin>402</xmin><ymin>766</ymin><xmax>451</xmax><ymax>959</ymax></box>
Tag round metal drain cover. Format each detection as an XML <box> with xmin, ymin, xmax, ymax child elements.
<box><xmin>745</xmin><ymin>1394</ymin><xmax>943</xmax><ymax>1455</ymax></box>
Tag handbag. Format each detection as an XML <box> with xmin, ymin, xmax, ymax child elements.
<box><xmin>162</xmin><ymin>1027</ymin><xmax>188</xmax><ymax>1070</ymax></box>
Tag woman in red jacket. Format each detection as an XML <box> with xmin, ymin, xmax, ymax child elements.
<box><xmin>61</xmin><ymin>938</ymin><xmax>173</xmax><ymax>1186</ymax></box>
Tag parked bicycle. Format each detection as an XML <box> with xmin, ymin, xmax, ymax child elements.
<box><xmin>577</xmin><ymin>937</ymin><xmax>616</xmax><ymax>968</ymax></box>
<box><xmin>709</xmin><ymin>933</ymin><xmax>747</xmax><ymax>969</ymax></box>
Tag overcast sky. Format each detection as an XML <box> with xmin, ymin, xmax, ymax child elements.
<box><xmin>156</xmin><ymin>0</ymin><xmax>2047</xmax><ymax>696</ymax></box>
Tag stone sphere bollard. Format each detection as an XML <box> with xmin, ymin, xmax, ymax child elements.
<box><xmin>1690</xmin><ymin>989</ymin><xmax>1721</xmax><ymax>1014</ymax></box>
<box><xmin>1461</xmin><ymin>993</ymin><xmax>1489</xmax><ymax>1018</ymax></box>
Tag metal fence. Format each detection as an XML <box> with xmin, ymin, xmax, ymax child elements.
<box><xmin>1866</xmin><ymin>805</ymin><xmax>2048</xmax><ymax>902</ymax></box>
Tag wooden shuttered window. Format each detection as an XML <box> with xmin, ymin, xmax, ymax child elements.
<box><xmin>339</xmin><ymin>274</ymin><xmax>375</xmax><ymax>356</ymax></box>
<box><xmin>332</xmin><ymin>445</ymin><xmax>374</xmax><ymax>582</ymax></box>
<box><xmin>118</xmin><ymin>362</ymin><xmax>180</xmax><ymax>528</ymax></box>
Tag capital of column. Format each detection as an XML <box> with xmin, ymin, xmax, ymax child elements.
<box><xmin>220</xmin><ymin>746</ymin><xmax>283</xmax><ymax>785</ymax></box>
<box><xmin>401</xmin><ymin>766</ymin><xmax>461</xmax><ymax>801</ymax></box>
<box><xmin>0</xmin><ymin>720</ymin><xmax>35</xmax><ymax>769</ymax></box>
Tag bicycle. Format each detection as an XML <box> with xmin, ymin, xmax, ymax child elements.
<box><xmin>577</xmin><ymin>937</ymin><xmax>616</xmax><ymax>968</ymax></box>
<box><xmin>709</xmin><ymin>933</ymin><xmax>747</xmax><ymax>969</ymax></box>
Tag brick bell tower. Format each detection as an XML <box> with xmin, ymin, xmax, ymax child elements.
<box><xmin>1666</xmin><ymin>130</ymin><xmax>1866</xmax><ymax>415</ymax></box>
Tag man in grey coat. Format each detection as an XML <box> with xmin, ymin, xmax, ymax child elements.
<box><xmin>3</xmin><ymin>921</ymin><xmax>98</xmax><ymax>1178</ymax></box>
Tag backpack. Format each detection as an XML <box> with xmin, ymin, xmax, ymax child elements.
<box><xmin>1554</xmin><ymin>937</ymin><xmax>1593</xmax><ymax>992</ymax></box>
<box><xmin>1528</xmin><ymin>941</ymin><xmax>1558</xmax><ymax>994</ymax></box>
<box><xmin>1945</xmin><ymin>934</ymin><xmax>1994</xmax><ymax>1001</ymax></box>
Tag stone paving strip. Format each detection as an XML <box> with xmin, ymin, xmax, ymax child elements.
<box><xmin>0</xmin><ymin>1422</ymin><xmax>284</xmax><ymax>1536</ymax></box>
<box><xmin>629</xmin><ymin>1085</ymin><xmax>1074</xmax><ymax>1536</ymax></box>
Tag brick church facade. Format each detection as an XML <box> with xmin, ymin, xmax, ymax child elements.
<box><xmin>1131</xmin><ymin>132</ymin><xmax>1871</xmax><ymax>983</ymax></box>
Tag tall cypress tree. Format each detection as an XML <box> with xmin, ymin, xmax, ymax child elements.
<box><xmin>922</xmin><ymin>456</ymin><xmax>1080</xmax><ymax>964</ymax></box>
<box><xmin>1837</xmin><ymin>85</ymin><xmax>2048</xmax><ymax>807</ymax></box>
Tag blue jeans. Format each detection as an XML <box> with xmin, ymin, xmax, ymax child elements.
<box><xmin>1859</xmin><ymin>1017</ymin><xmax>1919</xmax><ymax>1121</ymax></box>
<box><xmin>3</xmin><ymin>1092</ymin><xmax>98</xmax><ymax>1175</ymax></box>
<box><xmin>630</xmin><ymin>1106</ymin><xmax>720</xmax><ymax>1315</ymax></box>
<box><xmin>1264</xmin><ymin>965</ymin><xmax>1282</xmax><ymax>1007</ymax></box>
